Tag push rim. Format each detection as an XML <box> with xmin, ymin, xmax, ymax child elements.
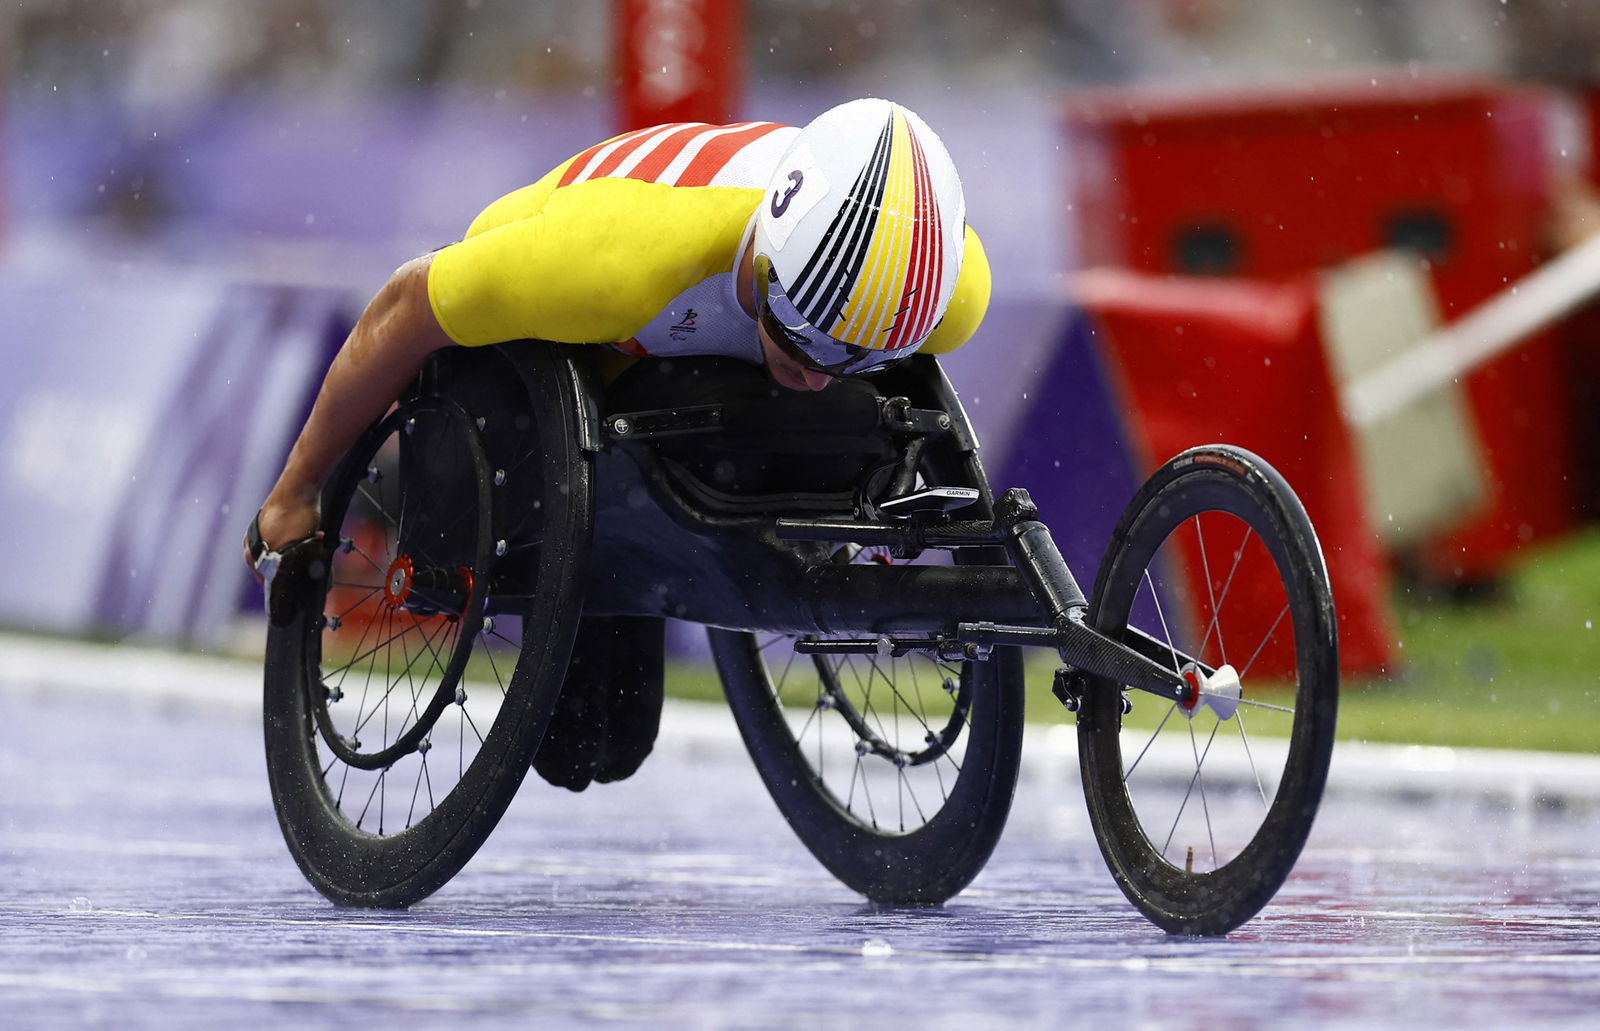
<box><xmin>306</xmin><ymin>399</ymin><xmax>513</xmax><ymax>829</ymax></box>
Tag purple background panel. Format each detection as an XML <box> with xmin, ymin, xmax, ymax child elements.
<box><xmin>0</xmin><ymin>275</ymin><xmax>348</xmax><ymax>645</ymax></box>
<box><xmin>991</xmin><ymin>309</ymin><xmax>1143</xmax><ymax>593</ymax></box>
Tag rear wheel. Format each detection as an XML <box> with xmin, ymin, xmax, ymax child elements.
<box><xmin>711</xmin><ymin>445</ymin><xmax>1025</xmax><ymax>905</ymax></box>
<box><xmin>264</xmin><ymin>366</ymin><xmax>592</xmax><ymax>907</ymax></box>
<box><xmin>1078</xmin><ymin>445</ymin><xmax>1338</xmax><ymax>935</ymax></box>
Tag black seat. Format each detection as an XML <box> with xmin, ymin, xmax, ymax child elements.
<box><xmin>604</xmin><ymin>357</ymin><xmax>897</xmax><ymax>502</ymax></box>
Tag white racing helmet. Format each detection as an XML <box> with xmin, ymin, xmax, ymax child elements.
<box><xmin>753</xmin><ymin>98</ymin><xmax>966</xmax><ymax>375</ymax></box>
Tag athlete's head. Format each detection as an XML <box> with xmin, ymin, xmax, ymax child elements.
<box><xmin>753</xmin><ymin>98</ymin><xmax>966</xmax><ymax>380</ymax></box>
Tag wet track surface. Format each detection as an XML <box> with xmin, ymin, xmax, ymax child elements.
<box><xmin>4</xmin><ymin>638</ymin><xmax>1600</xmax><ymax>1028</ymax></box>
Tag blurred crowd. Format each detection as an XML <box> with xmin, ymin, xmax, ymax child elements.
<box><xmin>2</xmin><ymin>0</ymin><xmax>608</xmax><ymax>109</ymax></box>
<box><xmin>7</xmin><ymin>0</ymin><xmax>1600</xmax><ymax>274</ymax></box>
<box><xmin>9</xmin><ymin>0</ymin><xmax>1600</xmax><ymax>106</ymax></box>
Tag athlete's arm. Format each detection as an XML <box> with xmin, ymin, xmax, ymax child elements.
<box><xmin>250</xmin><ymin>176</ymin><xmax>755</xmax><ymax>567</ymax></box>
<box><xmin>428</xmin><ymin>176</ymin><xmax>755</xmax><ymax>346</ymax></box>
<box><xmin>249</xmin><ymin>255</ymin><xmax>454</xmax><ymax>560</ymax></box>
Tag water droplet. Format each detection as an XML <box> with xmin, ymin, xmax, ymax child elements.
<box><xmin>861</xmin><ymin>937</ymin><xmax>893</xmax><ymax>958</ymax></box>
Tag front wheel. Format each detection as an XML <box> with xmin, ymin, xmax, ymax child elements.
<box><xmin>1078</xmin><ymin>445</ymin><xmax>1339</xmax><ymax>935</ymax></box>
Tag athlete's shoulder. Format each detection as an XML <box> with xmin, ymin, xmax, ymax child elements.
<box><xmin>464</xmin><ymin>121</ymin><xmax>796</xmax><ymax>240</ymax></box>
<box><xmin>557</xmin><ymin>120</ymin><xmax>798</xmax><ymax>189</ymax></box>
<box><xmin>433</xmin><ymin>177</ymin><xmax>758</xmax><ymax>347</ymax></box>
<box><xmin>433</xmin><ymin>120</ymin><xmax>802</xmax><ymax>347</ymax></box>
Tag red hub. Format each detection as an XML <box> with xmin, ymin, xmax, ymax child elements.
<box><xmin>1179</xmin><ymin>666</ymin><xmax>1203</xmax><ymax>712</ymax></box>
<box><xmin>382</xmin><ymin>555</ymin><xmax>415</xmax><ymax>609</ymax></box>
<box><xmin>381</xmin><ymin>556</ymin><xmax>474</xmax><ymax>618</ymax></box>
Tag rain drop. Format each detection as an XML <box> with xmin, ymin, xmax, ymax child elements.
<box><xmin>861</xmin><ymin>937</ymin><xmax>893</xmax><ymax>958</ymax></box>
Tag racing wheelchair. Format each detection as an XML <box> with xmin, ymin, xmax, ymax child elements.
<box><xmin>262</xmin><ymin>341</ymin><xmax>1339</xmax><ymax>936</ymax></box>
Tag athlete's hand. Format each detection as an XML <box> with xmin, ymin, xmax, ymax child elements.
<box><xmin>245</xmin><ymin>496</ymin><xmax>323</xmax><ymax>581</ymax></box>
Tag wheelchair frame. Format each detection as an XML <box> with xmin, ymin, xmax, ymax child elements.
<box><xmin>263</xmin><ymin>341</ymin><xmax>1339</xmax><ymax>936</ymax></box>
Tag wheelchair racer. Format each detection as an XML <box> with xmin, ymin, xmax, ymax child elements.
<box><xmin>245</xmin><ymin>99</ymin><xmax>990</xmax><ymax>789</ymax></box>
<box><xmin>245</xmin><ymin>97</ymin><xmax>989</xmax><ymax>572</ymax></box>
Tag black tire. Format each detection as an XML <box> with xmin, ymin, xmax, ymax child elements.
<box><xmin>710</xmin><ymin>445</ymin><xmax>1026</xmax><ymax>906</ymax></box>
<box><xmin>1078</xmin><ymin>445</ymin><xmax>1339</xmax><ymax>935</ymax></box>
<box><xmin>264</xmin><ymin>365</ymin><xmax>592</xmax><ymax>908</ymax></box>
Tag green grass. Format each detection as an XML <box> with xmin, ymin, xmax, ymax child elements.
<box><xmin>665</xmin><ymin>527</ymin><xmax>1600</xmax><ymax>754</ymax></box>
<box><xmin>1336</xmin><ymin>527</ymin><xmax>1600</xmax><ymax>753</ymax></box>
<box><xmin>663</xmin><ymin>663</ymin><xmax>728</xmax><ymax>706</ymax></box>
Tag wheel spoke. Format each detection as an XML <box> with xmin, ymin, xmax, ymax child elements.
<box><xmin>352</xmin><ymin>485</ymin><xmax>400</xmax><ymax>547</ymax></box>
<box><xmin>878</xmin><ymin>653</ymin><xmax>949</xmax><ymax>753</ymax></box>
<box><xmin>328</xmin><ymin>582</ymin><xmax>384</xmax><ymax>617</ymax></box>
<box><xmin>855</xmin><ymin>749</ymin><xmax>879</xmax><ymax>830</ymax></box>
<box><xmin>772</xmin><ymin>644</ymin><xmax>800</xmax><ymax>700</ymax></box>
<box><xmin>481</xmin><ymin>623</ymin><xmax>515</xmax><ymax>694</ymax></box>
<box><xmin>350</xmin><ymin>615</ymin><xmax>449</xmax><ymax>740</ymax></box>
<box><xmin>460</xmin><ymin>702</ymin><xmax>486</xmax><ymax>747</ymax></box>
<box><xmin>1194</xmin><ymin>718</ymin><xmax>1220</xmax><ymax>867</ymax></box>
<box><xmin>1196</xmin><ymin>524</ymin><xmax>1256</xmax><ymax>667</ymax></box>
<box><xmin>355</xmin><ymin>763</ymin><xmax>384</xmax><ymax>832</ymax></box>
<box><xmin>1160</xmin><ymin>716</ymin><xmax>1221</xmax><ymax>860</ymax></box>
<box><xmin>407</xmin><ymin>749</ymin><xmax>428</xmax><ymax>828</ymax></box>
<box><xmin>347</xmin><ymin>603</ymin><xmax>394</xmax><ymax>743</ymax></box>
<box><xmin>1239</xmin><ymin>601</ymin><xmax>1291</xmax><ymax>680</ymax></box>
<box><xmin>399</xmin><ymin>608</ymin><xmax>459</xmax><ymax>716</ymax></box>
<box><xmin>325</xmin><ymin>614</ymin><xmax>427</xmax><ymax>684</ymax></box>
<box><xmin>1122</xmin><ymin>700</ymin><xmax>1178</xmax><ymax>783</ymax></box>
<box><xmin>1193</xmin><ymin>515</ymin><xmax>1223</xmax><ymax>665</ymax></box>
<box><xmin>1142</xmin><ymin>568</ymin><xmax>1182</xmax><ymax>672</ymax></box>
<box><xmin>324</xmin><ymin>606</ymin><xmax>382</xmax><ymax>691</ymax></box>
<box><xmin>1231</xmin><ymin>695</ymin><xmax>1295</xmax><ymax>715</ymax></box>
<box><xmin>793</xmin><ymin>690</ymin><xmax>823</xmax><ymax>745</ymax></box>
<box><xmin>1235</xmin><ymin>711</ymin><xmax>1270</xmax><ymax>808</ymax></box>
<box><xmin>852</xmin><ymin>656</ymin><xmax>896</xmax><ymax>745</ymax></box>
<box><xmin>343</xmin><ymin>538</ymin><xmax>390</xmax><ymax>580</ymax></box>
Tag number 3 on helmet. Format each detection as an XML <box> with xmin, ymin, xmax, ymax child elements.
<box><xmin>754</xmin><ymin>98</ymin><xmax>967</xmax><ymax>377</ymax></box>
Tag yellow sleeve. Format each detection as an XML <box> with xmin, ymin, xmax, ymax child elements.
<box><xmin>917</xmin><ymin>225</ymin><xmax>990</xmax><ymax>355</ymax></box>
<box><xmin>461</xmin><ymin>157</ymin><xmax>578</xmax><ymax>238</ymax></box>
<box><xmin>427</xmin><ymin>177</ymin><xmax>760</xmax><ymax>346</ymax></box>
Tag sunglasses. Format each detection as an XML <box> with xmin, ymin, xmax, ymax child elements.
<box><xmin>754</xmin><ymin>257</ymin><xmax>906</xmax><ymax>378</ymax></box>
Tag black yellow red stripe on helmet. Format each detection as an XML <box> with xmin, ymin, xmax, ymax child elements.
<box><xmin>784</xmin><ymin>106</ymin><xmax>945</xmax><ymax>354</ymax></box>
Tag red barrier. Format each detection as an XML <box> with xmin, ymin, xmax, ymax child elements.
<box><xmin>615</xmin><ymin>0</ymin><xmax>743</xmax><ymax>130</ymax></box>
<box><xmin>1063</xmin><ymin>75</ymin><xmax>1578</xmax><ymax>582</ymax></box>
<box><xmin>1560</xmin><ymin>89</ymin><xmax>1600</xmax><ymax>522</ymax></box>
<box><xmin>1074</xmin><ymin>269</ymin><xmax>1396</xmax><ymax>677</ymax></box>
